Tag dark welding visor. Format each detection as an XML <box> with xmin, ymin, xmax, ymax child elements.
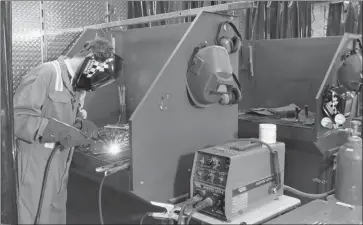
<box><xmin>73</xmin><ymin>53</ymin><xmax>123</xmax><ymax>91</ymax></box>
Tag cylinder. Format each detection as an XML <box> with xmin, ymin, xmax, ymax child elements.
<box><xmin>335</xmin><ymin>135</ymin><xmax>362</xmax><ymax>206</ymax></box>
<box><xmin>259</xmin><ymin>123</ymin><xmax>277</xmax><ymax>144</ymax></box>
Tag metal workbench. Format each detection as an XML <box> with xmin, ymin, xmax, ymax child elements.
<box><xmin>265</xmin><ymin>196</ymin><xmax>363</xmax><ymax>224</ymax></box>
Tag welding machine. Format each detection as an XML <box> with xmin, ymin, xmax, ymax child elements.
<box><xmin>190</xmin><ymin>139</ymin><xmax>285</xmax><ymax>222</ymax></box>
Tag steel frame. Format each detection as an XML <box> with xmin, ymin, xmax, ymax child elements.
<box><xmin>45</xmin><ymin>1</ymin><xmax>254</xmax><ymax>36</ymax></box>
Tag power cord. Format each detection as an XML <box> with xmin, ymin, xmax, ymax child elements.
<box><xmin>186</xmin><ymin>197</ymin><xmax>214</xmax><ymax>225</ymax></box>
<box><xmin>284</xmin><ymin>185</ymin><xmax>334</xmax><ymax>199</ymax></box>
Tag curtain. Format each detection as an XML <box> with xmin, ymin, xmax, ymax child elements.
<box><xmin>327</xmin><ymin>1</ymin><xmax>362</xmax><ymax>36</ymax></box>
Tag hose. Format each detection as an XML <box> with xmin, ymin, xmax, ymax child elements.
<box><xmin>186</xmin><ymin>198</ymin><xmax>214</xmax><ymax>225</ymax></box>
<box><xmin>284</xmin><ymin>185</ymin><xmax>335</xmax><ymax>199</ymax></box>
<box><xmin>177</xmin><ymin>195</ymin><xmax>203</xmax><ymax>224</ymax></box>
<box><xmin>34</xmin><ymin>145</ymin><xmax>62</xmax><ymax>224</ymax></box>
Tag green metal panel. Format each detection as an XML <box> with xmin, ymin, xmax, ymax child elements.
<box><xmin>130</xmin><ymin>11</ymin><xmax>239</xmax><ymax>202</ymax></box>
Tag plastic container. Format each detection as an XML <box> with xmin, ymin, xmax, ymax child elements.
<box><xmin>259</xmin><ymin>123</ymin><xmax>277</xmax><ymax>144</ymax></box>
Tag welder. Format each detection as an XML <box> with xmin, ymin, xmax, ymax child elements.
<box><xmin>13</xmin><ymin>37</ymin><xmax>122</xmax><ymax>224</ymax></box>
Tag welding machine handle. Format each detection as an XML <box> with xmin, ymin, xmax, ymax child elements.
<box><xmin>271</xmin><ymin>151</ymin><xmax>282</xmax><ymax>191</ymax></box>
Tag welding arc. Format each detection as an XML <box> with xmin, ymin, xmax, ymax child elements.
<box><xmin>34</xmin><ymin>145</ymin><xmax>62</xmax><ymax>224</ymax></box>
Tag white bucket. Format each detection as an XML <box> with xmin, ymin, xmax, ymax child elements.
<box><xmin>259</xmin><ymin>123</ymin><xmax>277</xmax><ymax>144</ymax></box>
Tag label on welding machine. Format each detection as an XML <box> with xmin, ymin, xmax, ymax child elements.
<box><xmin>232</xmin><ymin>176</ymin><xmax>273</xmax><ymax>196</ymax></box>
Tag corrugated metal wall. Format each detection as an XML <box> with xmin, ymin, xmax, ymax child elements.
<box><xmin>12</xmin><ymin>1</ymin><xmax>128</xmax><ymax>91</ymax></box>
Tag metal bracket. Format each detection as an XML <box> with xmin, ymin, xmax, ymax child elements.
<box><xmin>159</xmin><ymin>94</ymin><xmax>170</xmax><ymax>111</ymax></box>
<box><xmin>43</xmin><ymin>1</ymin><xmax>255</xmax><ymax>36</ymax></box>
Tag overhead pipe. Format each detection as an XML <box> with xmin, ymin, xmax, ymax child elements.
<box><xmin>0</xmin><ymin>1</ymin><xmax>18</xmax><ymax>224</ymax></box>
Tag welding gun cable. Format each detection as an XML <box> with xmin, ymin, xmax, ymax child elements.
<box><xmin>139</xmin><ymin>213</ymin><xmax>151</xmax><ymax>225</ymax></box>
<box><xmin>34</xmin><ymin>145</ymin><xmax>62</xmax><ymax>225</ymax></box>
<box><xmin>177</xmin><ymin>204</ymin><xmax>188</xmax><ymax>225</ymax></box>
<box><xmin>177</xmin><ymin>195</ymin><xmax>203</xmax><ymax>224</ymax></box>
<box><xmin>186</xmin><ymin>198</ymin><xmax>214</xmax><ymax>225</ymax></box>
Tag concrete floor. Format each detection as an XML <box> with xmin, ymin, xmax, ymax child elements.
<box><xmin>66</xmin><ymin>172</ymin><xmax>159</xmax><ymax>224</ymax></box>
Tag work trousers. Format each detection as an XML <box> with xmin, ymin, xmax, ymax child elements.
<box><xmin>17</xmin><ymin>141</ymin><xmax>74</xmax><ymax>224</ymax></box>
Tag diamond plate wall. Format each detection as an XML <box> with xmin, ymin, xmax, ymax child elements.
<box><xmin>12</xmin><ymin>1</ymin><xmax>41</xmax><ymax>91</ymax></box>
<box><xmin>44</xmin><ymin>1</ymin><xmax>128</xmax><ymax>61</ymax></box>
<box><xmin>44</xmin><ymin>1</ymin><xmax>107</xmax><ymax>31</ymax></box>
<box><xmin>46</xmin><ymin>32</ymin><xmax>83</xmax><ymax>61</ymax></box>
<box><xmin>109</xmin><ymin>0</ymin><xmax>129</xmax><ymax>22</ymax></box>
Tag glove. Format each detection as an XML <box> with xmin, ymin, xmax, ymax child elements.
<box><xmin>40</xmin><ymin>118</ymin><xmax>93</xmax><ymax>148</ymax></box>
<box><xmin>75</xmin><ymin>119</ymin><xmax>99</xmax><ymax>139</ymax></box>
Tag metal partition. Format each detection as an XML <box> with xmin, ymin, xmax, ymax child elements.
<box><xmin>239</xmin><ymin>36</ymin><xmax>342</xmax><ymax>113</ymax></box>
<box><xmin>130</xmin><ymin>11</ymin><xmax>239</xmax><ymax>202</ymax></box>
<box><xmin>68</xmin><ymin>23</ymin><xmax>191</xmax><ymax>127</ymax></box>
<box><xmin>238</xmin><ymin>36</ymin><xmax>342</xmax><ymax>143</ymax></box>
<box><xmin>238</xmin><ymin>34</ymin><xmax>362</xmax><ymax>201</ymax></box>
<box><xmin>116</xmin><ymin>22</ymin><xmax>191</xmax><ymax>120</ymax></box>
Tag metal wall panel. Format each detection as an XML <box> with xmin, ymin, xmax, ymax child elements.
<box><xmin>43</xmin><ymin>1</ymin><xmax>128</xmax><ymax>61</ymax></box>
<box><xmin>44</xmin><ymin>1</ymin><xmax>107</xmax><ymax>31</ymax></box>
<box><xmin>109</xmin><ymin>0</ymin><xmax>129</xmax><ymax>22</ymax></box>
<box><xmin>129</xmin><ymin>12</ymin><xmax>239</xmax><ymax>201</ymax></box>
<box><xmin>12</xmin><ymin>1</ymin><xmax>41</xmax><ymax>91</ymax></box>
<box><xmin>46</xmin><ymin>32</ymin><xmax>82</xmax><ymax>61</ymax></box>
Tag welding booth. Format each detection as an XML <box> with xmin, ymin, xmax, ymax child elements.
<box><xmin>61</xmin><ymin>4</ymin><xmax>363</xmax><ymax>214</ymax></box>
<box><xmin>238</xmin><ymin>33</ymin><xmax>362</xmax><ymax>203</ymax></box>
<box><xmin>2</xmin><ymin>3</ymin><xmax>361</xmax><ymax>223</ymax></box>
<box><xmin>68</xmin><ymin>11</ymin><xmax>240</xmax><ymax>202</ymax></box>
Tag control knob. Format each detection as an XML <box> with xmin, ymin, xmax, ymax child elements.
<box><xmin>207</xmin><ymin>173</ymin><xmax>215</xmax><ymax>182</ymax></box>
<box><xmin>199</xmin><ymin>157</ymin><xmax>205</xmax><ymax>165</ymax></box>
<box><xmin>212</xmin><ymin>158</ymin><xmax>220</xmax><ymax>169</ymax></box>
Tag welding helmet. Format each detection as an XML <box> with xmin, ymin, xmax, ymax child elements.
<box><xmin>73</xmin><ymin>53</ymin><xmax>123</xmax><ymax>91</ymax></box>
<box><xmin>215</xmin><ymin>21</ymin><xmax>242</xmax><ymax>54</ymax></box>
<box><xmin>186</xmin><ymin>44</ymin><xmax>242</xmax><ymax>108</ymax></box>
<box><xmin>337</xmin><ymin>39</ymin><xmax>363</xmax><ymax>92</ymax></box>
